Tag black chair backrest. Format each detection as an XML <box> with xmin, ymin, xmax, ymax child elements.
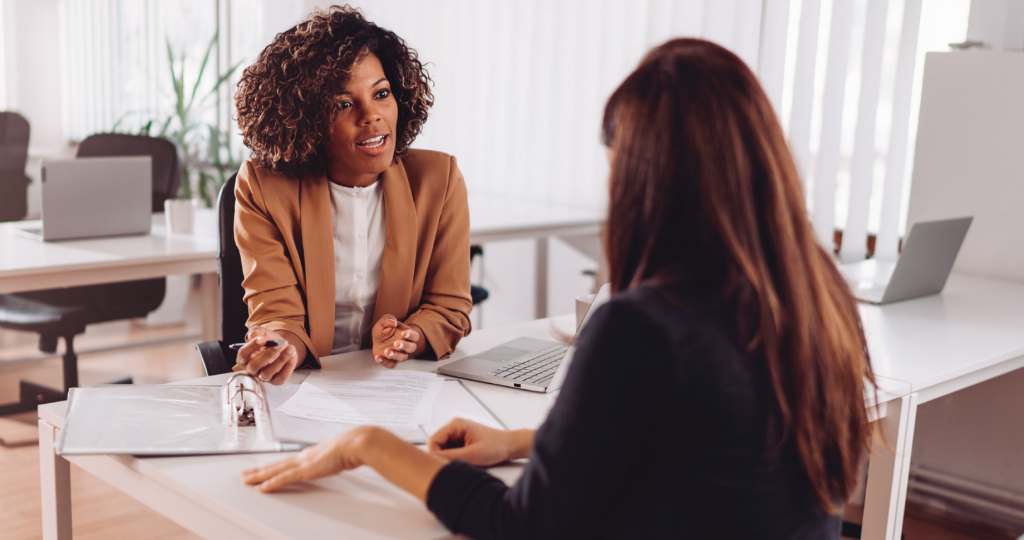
<box><xmin>0</xmin><ymin>111</ymin><xmax>30</xmax><ymax>221</ymax></box>
<box><xmin>77</xmin><ymin>133</ymin><xmax>180</xmax><ymax>212</ymax></box>
<box><xmin>218</xmin><ymin>173</ymin><xmax>248</xmax><ymax>346</ymax></box>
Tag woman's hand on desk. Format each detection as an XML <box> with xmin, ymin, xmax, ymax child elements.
<box><xmin>243</xmin><ymin>426</ymin><xmax>372</xmax><ymax>492</ymax></box>
<box><xmin>371</xmin><ymin>314</ymin><xmax>424</xmax><ymax>368</ymax></box>
<box><xmin>243</xmin><ymin>426</ymin><xmax>446</xmax><ymax>502</ymax></box>
<box><xmin>237</xmin><ymin>327</ymin><xmax>305</xmax><ymax>385</ymax></box>
<box><xmin>427</xmin><ymin>418</ymin><xmax>534</xmax><ymax>466</ymax></box>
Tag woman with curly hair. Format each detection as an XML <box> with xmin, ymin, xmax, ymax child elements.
<box><xmin>231</xmin><ymin>5</ymin><xmax>471</xmax><ymax>383</ymax></box>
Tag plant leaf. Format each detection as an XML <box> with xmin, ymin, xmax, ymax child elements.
<box><xmin>165</xmin><ymin>39</ymin><xmax>181</xmax><ymax>109</ymax></box>
<box><xmin>199</xmin><ymin>61</ymin><xmax>243</xmax><ymax>106</ymax></box>
<box><xmin>158</xmin><ymin>115</ymin><xmax>174</xmax><ymax>137</ymax></box>
<box><xmin>186</xmin><ymin>33</ymin><xmax>217</xmax><ymax>113</ymax></box>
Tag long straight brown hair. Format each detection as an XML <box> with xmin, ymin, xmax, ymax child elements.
<box><xmin>602</xmin><ymin>38</ymin><xmax>875</xmax><ymax>513</ymax></box>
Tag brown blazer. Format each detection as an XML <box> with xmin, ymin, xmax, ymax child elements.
<box><xmin>234</xmin><ymin>149</ymin><xmax>472</xmax><ymax>361</ymax></box>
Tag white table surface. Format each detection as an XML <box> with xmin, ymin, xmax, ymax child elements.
<box><xmin>37</xmin><ymin>274</ymin><xmax>1024</xmax><ymax>539</ymax></box>
<box><xmin>37</xmin><ymin>316</ymin><xmax>576</xmax><ymax>540</ymax></box>
<box><xmin>0</xmin><ymin>213</ymin><xmax>219</xmax><ymax>294</ymax></box>
<box><xmin>1</xmin><ymin>195</ymin><xmax>603</xmax><ymax>320</ymax></box>
<box><xmin>860</xmin><ymin>273</ymin><xmax>1024</xmax><ymax>402</ymax></box>
<box><xmin>467</xmin><ymin>195</ymin><xmax>602</xmax><ymax>243</ymax></box>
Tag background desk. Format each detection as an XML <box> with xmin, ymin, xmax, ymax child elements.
<box><xmin>0</xmin><ymin>214</ymin><xmax>221</xmax><ymax>341</ymax></box>
<box><xmin>858</xmin><ymin>274</ymin><xmax>1024</xmax><ymax>539</ymax></box>
<box><xmin>0</xmin><ymin>194</ymin><xmax>603</xmax><ymax>337</ymax></box>
<box><xmin>468</xmin><ymin>195</ymin><xmax>603</xmax><ymax>318</ymax></box>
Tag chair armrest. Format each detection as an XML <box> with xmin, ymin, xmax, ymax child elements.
<box><xmin>195</xmin><ymin>340</ymin><xmax>234</xmax><ymax>376</ymax></box>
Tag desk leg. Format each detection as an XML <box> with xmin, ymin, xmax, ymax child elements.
<box><xmin>198</xmin><ymin>272</ymin><xmax>220</xmax><ymax>342</ymax></box>
<box><xmin>534</xmin><ymin>237</ymin><xmax>549</xmax><ymax>319</ymax></box>
<box><xmin>862</xmin><ymin>392</ymin><xmax>918</xmax><ymax>540</ymax></box>
<box><xmin>38</xmin><ymin>420</ymin><xmax>71</xmax><ymax>540</ymax></box>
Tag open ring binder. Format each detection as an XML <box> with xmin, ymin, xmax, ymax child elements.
<box><xmin>58</xmin><ymin>375</ymin><xmax>302</xmax><ymax>456</ymax></box>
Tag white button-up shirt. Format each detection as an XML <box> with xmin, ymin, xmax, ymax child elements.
<box><xmin>329</xmin><ymin>180</ymin><xmax>385</xmax><ymax>354</ymax></box>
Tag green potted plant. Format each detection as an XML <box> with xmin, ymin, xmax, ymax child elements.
<box><xmin>113</xmin><ymin>32</ymin><xmax>242</xmax><ymax>233</ymax></box>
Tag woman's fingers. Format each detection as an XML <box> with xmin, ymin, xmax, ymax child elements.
<box><xmin>242</xmin><ymin>457</ymin><xmax>297</xmax><ymax>485</ymax></box>
<box><xmin>261</xmin><ymin>346</ymin><xmax>299</xmax><ymax>384</ymax></box>
<box><xmin>386</xmin><ymin>348</ymin><xmax>409</xmax><ymax>362</ymax></box>
<box><xmin>427</xmin><ymin>419</ymin><xmax>468</xmax><ymax>451</ymax></box>
<box><xmin>245</xmin><ymin>343</ymin><xmax>285</xmax><ymax>373</ymax></box>
<box><xmin>393</xmin><ymin>339</ymin><xmax>416</xmax><ymax>354</ymax></box>
<box><xmin>373</xmin><ymin>315</ymin><xmax>398</xmax><ymax>339</ymax></box>
<box><xmin>256</xmin><ymin>465</ymin><xmax>310</xmax><ymax>493</ymax></box>
<box><xmin>269</xmin><ymin>348</ymin><xmax>299</xmax><ymax>385</ymax></box>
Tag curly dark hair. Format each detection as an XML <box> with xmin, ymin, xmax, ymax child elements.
<box><xmin>235</xmin><ymin>5</ymin><xmax>433</xmax><ymax>178</ymax></box>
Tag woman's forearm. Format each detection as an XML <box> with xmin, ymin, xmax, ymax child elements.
<box><xmin>358</xmin><ymin>427</ymin><xmax>448</xmax><ymax>502</ymax></box>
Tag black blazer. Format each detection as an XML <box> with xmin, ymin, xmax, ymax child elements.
<box><xmin>427</xmin><ymin>285</ymin><xmax>840</xmax><ymax>539</ymax></box>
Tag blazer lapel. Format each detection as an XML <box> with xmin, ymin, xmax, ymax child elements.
<box><xmin>299</xmin><ymin>176</ymin><xmax>336</xmax><ymax>357</ymax></box>
<box><xmin>373</xmin><ymin>159</ymin><xmax>416</xmax><ymax>324</ymax></box>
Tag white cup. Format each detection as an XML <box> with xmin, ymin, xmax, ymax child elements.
<box><xmin>164</xmin><ymin>198</ymin><xmax>196</xmax><ymax>235</ymax></box>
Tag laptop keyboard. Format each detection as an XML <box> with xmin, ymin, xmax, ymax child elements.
<box><xmin>492</xmin><ymin>345</ymin><xmax>568</xmax><ymax>386</ymax></box>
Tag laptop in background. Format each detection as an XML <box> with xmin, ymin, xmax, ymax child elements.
<box><xmin>439</xmin><ymin>284</ymin><xmax>612</xmax><ymax>393</ymax></box>
<box><xmin>21</xmin><ymin>156</ymin><xmax>152</xmax><ymax>241</ymax></box>
<box><xmin>840</xmin><ymin>217</ymin><xmax>972</xmax><ymax>305</ymax></box>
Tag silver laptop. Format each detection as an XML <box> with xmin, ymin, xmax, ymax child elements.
<box><xmin>840</xmin><ymin>217</ymin><xmax>972</xmax><ymax>305</ymax></box>
<box><xmin>23</xmin><ymin>156</ymin><xmax>152</xmax><ymax>241</ymax></box>
<box><xmin>439</xmin><ymin>284</ymin><xmax>612</xmax><ymax>392</ymax></box>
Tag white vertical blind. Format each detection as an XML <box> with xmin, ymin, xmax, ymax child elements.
<box><xmin>347</xmin><ymin>0</ymin><xmax>765</xmax><ymax>210</ymax></box>
<box><xmin>758</xmin><ymin>0</ymin><xmax>791</xmax><ymax>115</ymax></box>
<box><xmin>840</xmin><ymin>0</ymin><xmax>888</xmax><ymax>261</ymax></box>
<box><xmin>43</xmin><ymin>0</ymin><xmax>963</xmax><ymax>258</ymax></box>
<box><xmin>787</xmin><ymin>0</ymin><xmax>822</xmax><ymax>185</ymax></box>
<box><xmin>57</xmin><ymin>0</ymin><xmax>222</xmax><ymax>141</ymax></box>
<box><xmin>0</xmin><ymin>2</ymin><xmax>7</xmax><ymax>109</ymax></box>
<box><xmin>876</xmin><ymin>0</ymin><xmax>924</xmax><ymax>260</ymax></box>
<box><xmin>810</xmin><ymin>0</ymin><xmax>854</xmax><ymax>248</ymax></box>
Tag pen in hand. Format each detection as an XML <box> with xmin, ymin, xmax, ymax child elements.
<box><xmin>228</xmin><ymin>340</ymin><xmax>279</xmax><ymax>352</ymax></box>
<box><xmin>229</xmin><ymin>339</ymin><xmax>281</xmax><ymax>372</ymax></box>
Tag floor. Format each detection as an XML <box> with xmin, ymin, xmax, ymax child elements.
<box><xmin>0</xmin><ymin>322</ymin><xmax>1001</xmax><ymax>539</ymax></box>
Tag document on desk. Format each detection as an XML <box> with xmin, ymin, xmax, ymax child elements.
<box><xmin>270</xmin><ymin>367</ymin><xmax>503</xmax><ymax>445</ymax></box>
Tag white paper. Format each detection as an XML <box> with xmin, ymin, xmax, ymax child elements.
<box><xmin>277</xmin><ymin>369</ymin><xmax>442</xmax><ymax>431</ymax></box>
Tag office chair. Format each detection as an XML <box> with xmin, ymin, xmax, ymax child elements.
<box><xmin>195</xmin><ymin>173</ymin><xmax>246</xmax><ymax>376</ymax></box>
<box><xmin>196</xmin><ymin>175</ymin><xmax>491</xmax><ymax>376</ymax></box>
<box><xmin>0</xmin><ymin>111</ymin><xmax>30</xmax><ymax>222</ymax></box>
<box><xmin>470</xmin><ymin>245</ymin><xmax>489</xmax><ymax>305</ymax></box>
<box><xmin>0</xmin><ymin>134</ymin><xmax>179</xmax><ymax>415</ymax></box>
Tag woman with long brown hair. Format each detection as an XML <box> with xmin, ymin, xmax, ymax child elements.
<box><xmin>240</xmin><ymin>38</ymin><xmax>875</xmax><ymax>539</ymax></box>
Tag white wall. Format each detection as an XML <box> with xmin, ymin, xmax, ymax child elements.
<box><xmin>4</xmin><ymin>0</ymin><xmax>75</xmax><ymax>218</ymax></box>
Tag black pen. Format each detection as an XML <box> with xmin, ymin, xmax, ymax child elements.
<box><xmin>228</xmin><ymin>339</ymin><xmax>280</xmax><ymax>352</ymax></box>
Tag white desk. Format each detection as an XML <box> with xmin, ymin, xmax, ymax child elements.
<box><xmin>0</xmin><ymin>213</ymin><xmax>222</xmax><ymax>341</ymax></box>
<box><xmin>469</xmin><ymin>195</ymin><xmax>603</xmax><ymax>318</ymax></box>
<box><xmin>38</xmin><ymin>275</ymin><xmax>1021</xmax><ymax>540</ymax></box>
<box><xmin>0</xmin><ymin>194</ymin><xmax>602</xmax><ymax>340</ymax></box>
<box><xmin>37</xmin><ymin>316</ymin><xmax>572</xmax><ymax>539</ymax></box>
<box><xmin>857</xmin><ymin>274</ymin><xmax>1024</xmax><ymax>539</ymax></box>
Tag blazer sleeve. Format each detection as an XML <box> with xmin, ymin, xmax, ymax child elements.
<box><xmin>234</xmin><ymin>162</ymin><xmax>317</xmax><ymax>358</ymax></box>
<box><xmin>404</xmin><ymin>156</ymin><xmax>473</xmax><ymax>358</ymax></box>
